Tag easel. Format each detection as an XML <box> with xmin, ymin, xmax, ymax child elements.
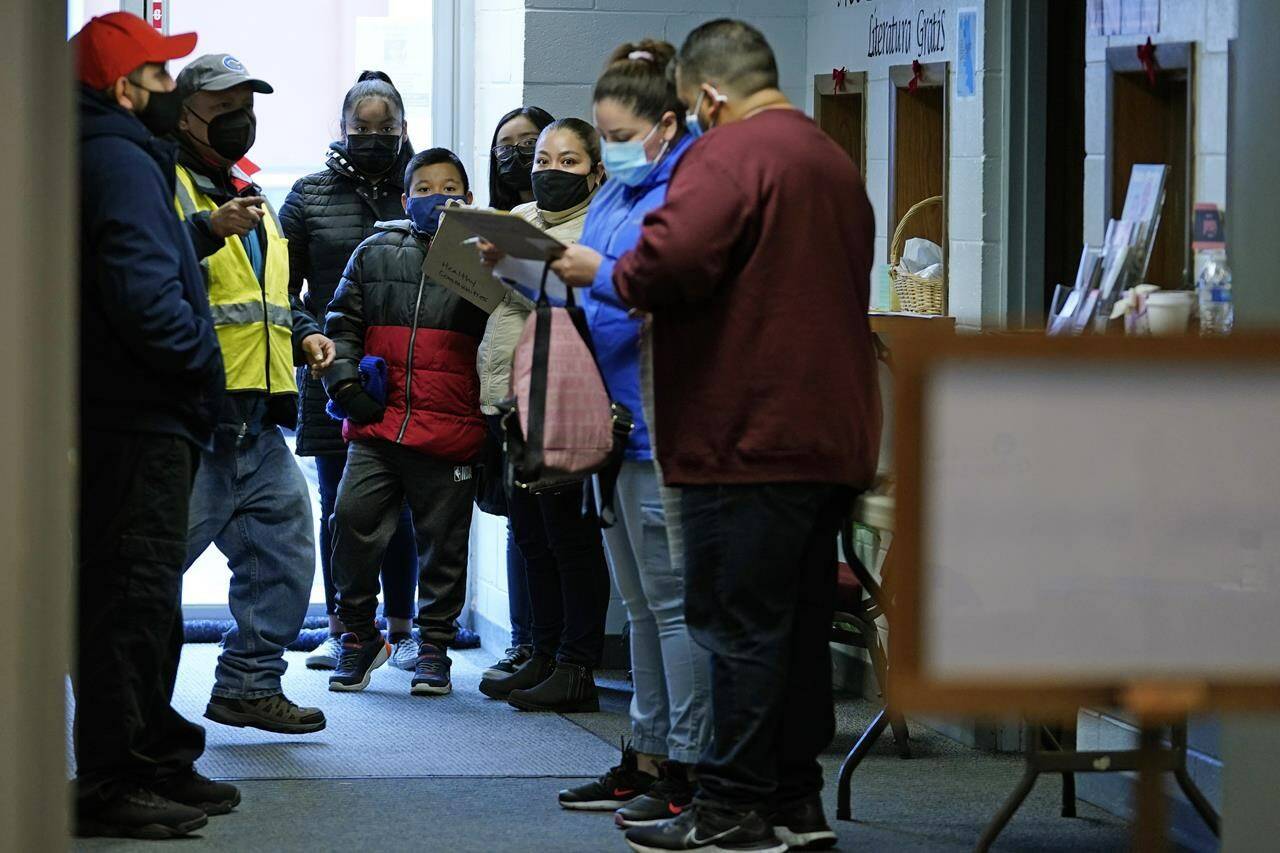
<box><xmin>884</xmin><ymin>336</ymin><xmax>1280</xmax><ymax>853</ymax></box>
<box><xmin>976</xmin><ymin>693</ymin><xmax>1220</xmax><ymax>851</ymax></box>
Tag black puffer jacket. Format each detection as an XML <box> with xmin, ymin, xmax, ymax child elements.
<box><xmin>279</xmin><ymin>142</ymin><xmax>411</xmax><ymax>455</ymax></box>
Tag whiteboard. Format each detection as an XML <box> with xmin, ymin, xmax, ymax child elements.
<box><xmin>923</xmin><ymin>359</ymin><xmax>1280</xmax><ymax>681</ymax></box>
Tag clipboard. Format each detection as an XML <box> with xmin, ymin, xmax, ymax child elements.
<box><xmin>441</xmin><ymin>207</ymin><xmax>568</xmax><ymax>262</ymax></box>
<box><xmin>421</xmin><ymin>211</ymin><xmax>508</xmax><ymax>314</ymax></box>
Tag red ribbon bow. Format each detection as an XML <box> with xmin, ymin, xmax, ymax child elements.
<box><xmin>832</xmin><ymin>66</ymin><xmax>848</xmax><ymax>93</ymax></box>
<box><xmin>908</xmin><ymin>59</ymin><xmax>924</xmax><ymax>93</ymax></box>
<box><xmin>1137</xmin><ymin>37</ymin><xmax>1158</xmax><ymax>87</ymax></box>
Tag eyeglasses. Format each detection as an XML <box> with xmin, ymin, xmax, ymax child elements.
<box><xmin>493</xmin><ymin>138</ymin><xmax>537</xmax><ymax>159</ymax></box>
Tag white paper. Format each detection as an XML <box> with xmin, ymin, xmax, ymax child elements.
<box><xmin>493</xmin><ymin>256</ymin><xmax>570</xmax><ymax>304</ymax></box>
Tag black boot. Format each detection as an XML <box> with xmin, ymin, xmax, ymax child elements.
<box><xmin>76</xmin><ymin>786</ymin><xmax>208</xmax><ymax>839</ymax></box>
<box><xmin>479</xmin><ymin>651</ymin><xmax>554</xmax><ymax>700</ymax></box>
<box><xmin>507</xmin><ymin>661</ymin><xmax>599</xmax><ymax>713</ymax></box>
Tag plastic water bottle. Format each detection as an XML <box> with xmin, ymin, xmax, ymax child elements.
<box><xmin>1197</xmin><ymin>251</ymin><xmax>1234</xmax><ymax>336</ymax></box>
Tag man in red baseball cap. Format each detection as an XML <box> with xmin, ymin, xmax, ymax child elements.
<box><xmin>72</xmin><ymin>13</ymin><xmax>236</xmax><ymax>840</ymax></box>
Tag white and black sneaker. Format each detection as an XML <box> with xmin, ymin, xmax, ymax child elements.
<box><xmin>388</xmin><ymin>634</ymin><xmax>420</xmax><ymax>671</ymax></box>
<box><xmin>483</xmin><ymin>644</ymin><xmax>533</xmax><ymax>679</ymax></box>
<box><xmin>624</xmin><ymin>805</ymin><xmax>787</xmax><ymax>853</ymax></box>
<box><xmin>559</xmin><ymin>739</ymin><xmax>656</xmax><ymax>811</ymax></box>
<box><xmin>305</xmin><ymin>634</ymin><xmax>343</xmax><ymax>670</ymax></box>
<box><xmin>769</xmin><ymin>798</ymin><xmax>837</xmax><ymax>850</ymax></box>
<box><xmin>615</xmin><ymin>760</ymin><xmax>695</xmax><ymax>828</ymax></box>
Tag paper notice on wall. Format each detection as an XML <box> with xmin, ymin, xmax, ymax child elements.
<box><xmin>422</xmin><ymin>212</ymin><xmax>507</xmax><ymax>314</ymax></box>
<box><xmin>957</xmin><ymin>8</ymin><xmax>978</xmax><ymax>98</ymax></box>
<box><xmin>1088</xmin><ymin>0</ymin><xmax>1160</xmax><ymax>37</ymax></box>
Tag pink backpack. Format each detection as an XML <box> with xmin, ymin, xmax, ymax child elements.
<box><xmin>500</xmin><ymin>265</ymin><xmax>633</xmax><ymax>523</ymax></box>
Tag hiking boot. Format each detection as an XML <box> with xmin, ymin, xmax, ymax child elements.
<box><xmin>479</xmin><ymin>651</ymin><xmax>554</xmax><ymax>700</ymax></box>
<box><xmin>410</xmin><ymin>642</ymin><xmax>453</xmax><ymax>696</ymax></box>
<box><xmin>615</xmin><ymin>761</ymin><xmax>696</xmax><ymax>828</ymax></box>
<box><xmin>76</xmin><ymin>786</ymin><xmax>208</xmax><ymax>839</ymax></box>
<box><xmin>388</xmin><ymin>634</ymin><xmax>420</xmax><ymax>671</ymax></box>
<box><xmin>559</xmin><ymin>739</ymin><xmax>656</xmax><ymax>811</ymax></box>
<box><xmin>483</xmin><ymin>644</ymin><xmax>533</xmax><ymax>679</ymax></box>
<box><xmin>328</xmin><ymin>632</ymin><xmax>390</xmax><ymax>692</ymax></box>
<box><xmin>205</xmin><ymin>693</ymin><xmax>327</xmax><ymax>734</ymax></box>
<box><xmin>508</xmin><ymin>660</ymin><xmax>599</xmax><ymax>713</ymax></box>
<box><xmin>624</xmin><ymin>804</ymin><xmax>786</xmax><ymax>853</ymax></box>
<box><xmin>149</xmin><ymin>770</ymin><xmax>240</xmax><ymax>816</ymax></box>
<box><xmin>305</xmin><ymin>634</ymin><xmax>343</xmax><ymax>670</ymax></box>
<box><xmin>769</xmin><ymin>798</ymin><xmax>837</xmax><ymax>851</ymax></box>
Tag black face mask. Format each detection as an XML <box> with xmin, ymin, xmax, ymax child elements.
<box><xmin>496</xmin><ymin>146</ymin><xmax>535</xmax><ymax>191</ymax></box>
<box><xmin>190</xmin><ymin>106</ymin><xmax>257</xmax><ymax>162</ymax></box>
<box><xmin>131</xmin><ymin>85</ymin><xmax>184</xmax><ymax>138</ymax></box>
<box><xmin>531</xmin><ymin>169</ymin><xmax>594</xmax><ymax>213</ymax></box>
<box><xmin>345</xmin><ymin>133</ymin><xmax>403</xmax><ymax>177</ymax></box>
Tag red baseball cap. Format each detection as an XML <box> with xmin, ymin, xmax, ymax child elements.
<box><xmin>71</xmin><ymin>12</ymin><xmax>197</xmax><ymax>90</ymax></box>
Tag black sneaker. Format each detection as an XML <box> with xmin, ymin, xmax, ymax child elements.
<box><xmin>410</xmin><ymin>642</ymin><xmax>452</xmax><ymax>696</ymax></box>
<box><xmin>769</xmin><ymin>798</ymin><xmax>837</xmax><ymax>850</ymax></box>
<box><xmin>76</xmin><ymin>786</ymin><xmax>208</xmax><ymax>839</ymax></box>
<box><xmin>205</xmin><ymin>693</ymin><xmax>326</xmax><ymax>734</ymax></box>
<box><xmin>149</xmin><ymin>770</ymin><xmax>240</xmax><ymax>816</ymax></box>
<box><xmin>615</xmin><ymin>761</ymin><xmax>696</xmax><ymax>828</ymax></box>
<box><xmin>560</xmin><ymin>739</ymin><xmax>657</xmax><ymax>811</ymax></box>
<box><xmin>479</xmin><ymin>651</ymin><xmax>554</xmax><ymax>700</ymax></box>
<box><xmin>483</xmin><ymin>644</ymin><xmax>533</xmax><ymax>679</ymax></box>
<box><xmin>624</xmin><ymin>805</ymin><xmax>787</xmax><ymax>853</ymax></box>
<box><xmin>328</xmin><ymin>632</ymin><xmax>390</xmax><ymax>692</ymax></box>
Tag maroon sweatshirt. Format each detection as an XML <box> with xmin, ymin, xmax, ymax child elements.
<box><xmin>614</xmin><ymin>107</ymin><xmax>880</xmax><ymax>488</ymax></box>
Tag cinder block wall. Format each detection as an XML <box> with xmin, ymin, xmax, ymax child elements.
<box><xmin>522</xmin><ymin>0</ymin><xmax>809</xmax><ymax>125</ymax></box>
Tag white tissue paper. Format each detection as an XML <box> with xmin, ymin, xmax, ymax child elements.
<box><xmin>901</xmin><ymin>238</ymin><xmax>943</xmax><ymax>275</ymax></box>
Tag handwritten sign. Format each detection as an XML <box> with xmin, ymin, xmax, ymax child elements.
<box><xmin>422</xmin><ymin>212</ymin><xmax>507</xmax><ymax>314</ymax></box>
<box><xmin>956</xmin><ymin>8</ymin><xmax>977</xmax><ymax>97</ymax></box>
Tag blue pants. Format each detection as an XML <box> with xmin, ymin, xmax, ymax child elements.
<box><xmin>185</xmin><ymin>427</ymin><xmax>315</xmax><ymax>699</ymax></box>
<box><xmin>314</xmin><ymin>451</ymin><xmax>417</xmax><ymax>621</ymax></box>
<box><xmin>604</xmin><ymin>460</ymin><xmax>712</xmax><ymax>765</ymax></box>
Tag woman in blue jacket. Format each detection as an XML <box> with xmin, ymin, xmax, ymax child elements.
<box><xmin>549</xmin><ymin>39</ymin><xmax>710</xmax><ymax>826</ymax></box>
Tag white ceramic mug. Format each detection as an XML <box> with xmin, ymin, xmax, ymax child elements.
<box><xmin>1145</xmin><ymin>290</ymin><xmax>1195</xmax><ymax>336</ymax></box>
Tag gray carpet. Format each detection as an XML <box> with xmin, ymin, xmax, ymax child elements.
<box><xmin>69</xmin><ymin>648</ymin><xmax>1214</xmax><ymax>852</ymax></box>
<box><xmin>68</xmin><ymin>644</ymin><xmax>617</xmax><ymax>779</ymax></box>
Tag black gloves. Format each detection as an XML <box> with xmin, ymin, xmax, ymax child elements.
<box><xmin>334</xmin><ymin>381</ymin><xmax>385</xmax><ymax>425</ymax></box>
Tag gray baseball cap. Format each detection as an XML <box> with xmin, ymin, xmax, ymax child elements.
<box><xmin>176</xmin><ymin>53</ymin><xmax>273</xmax><ymax>98</ymax></box>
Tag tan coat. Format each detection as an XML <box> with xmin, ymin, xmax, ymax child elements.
<box><xmin>476</xmin><ymin>194</ymin><xmax>595</xmax><ymax>413</ymax></box>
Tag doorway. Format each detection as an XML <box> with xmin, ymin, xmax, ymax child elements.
<box><xmin>814</xmin><ymin>71</ymin><xmax>866</xmax><ymax>177</ymax></box>
<box><xmin>1042</xmin><ymin>0</ymin><xmax>1086</xmax><ymax>316</ymax></box>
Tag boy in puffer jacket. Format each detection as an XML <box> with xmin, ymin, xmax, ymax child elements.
<box><xmin>323</xmin><ymin>148</ymin><xmax>488</xmax><ymax>696</ymax></box>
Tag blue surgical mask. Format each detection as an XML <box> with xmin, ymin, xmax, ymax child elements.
<box><xmin>601</xmin><ymin>124</ymin><xmax>665</xmax><ymax>187</ymax></box>
<box><xmin>685</xmin><ymin>88</ymin><xmax>725</xmax><ymax>139</ymax></box>
<box><xmin>406</xmin><ymin>193</ymin><xmax>466</xmax><ymax>237</ymax></box>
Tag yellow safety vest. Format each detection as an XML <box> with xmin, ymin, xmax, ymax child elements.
<box><xmin>173</xmin><ymin>165</ymin><xmax>295</xmax><ymax>397</ymax></box>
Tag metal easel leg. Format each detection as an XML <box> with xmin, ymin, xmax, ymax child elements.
<box><xmin>975</xmin><ymin>763</ymin><xmax>1040</xmax><ymax>853</ymax></box>
<box><xmin>837</xmin><ymin>709</ymin><xmax>889</xmax><ymax>821</ymax></box>
<box><xmin>1170</xmin><ymin>724</ymin><xmax>1221</xmax><ymax>838</ymax></box>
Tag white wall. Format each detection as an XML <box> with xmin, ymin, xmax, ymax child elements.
<box><xmin>807</xmin><ymin>0</ymin><xmax>1004</xmax><ymax>328</ymax></box>
<box><xmin>1083</xmin><ymin>0</ymin><xmax>1238</xmax><ymax>246</ymax></box>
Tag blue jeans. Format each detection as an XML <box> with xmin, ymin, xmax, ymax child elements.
<box><xmin>314</xmin><ymin>451</ymin><xmax>417</xmax><ymax>621</ymax></box>
<box><xmin>185</xmin><ymin>427</ymin><xmax>315</xmax><ymax>699</ymax></box>
<box><xmin>604</xmin><ymin>460</ymin><xmax>712</xmax><ymax>764</ymax></box>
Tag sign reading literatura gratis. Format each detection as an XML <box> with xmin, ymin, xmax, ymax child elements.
<box><xmin>833</xmin><ymin>0</ymin><xmax>952</xmax><ymax>62</ymax></box>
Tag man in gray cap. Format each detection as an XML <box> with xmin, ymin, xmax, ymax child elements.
<box><xmin>172</xmin><ymin>54</ymin><xmax>333</xmax><ymax>735</ymax></box>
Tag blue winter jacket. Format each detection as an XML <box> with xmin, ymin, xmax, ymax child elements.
<box><xmin>79</xmin><ymin>87</ymin><xmax>225</xmax><ymax>447</ymax></box>
<box><xmin>577</xmin><ymin>134</ymin><xmax>695</xmax><ymax>460</ymax></box>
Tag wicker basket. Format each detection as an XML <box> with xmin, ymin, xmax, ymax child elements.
<box><xmin>889</xmin><ymin>195</ymin><xmax>945</xmax><ymax>315</ymax></box>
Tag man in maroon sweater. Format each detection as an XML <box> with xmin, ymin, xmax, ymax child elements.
<box><xmin>608</xmin><ymin>19</ymin><xmax>880</xmax><ymax>853</ymax></box>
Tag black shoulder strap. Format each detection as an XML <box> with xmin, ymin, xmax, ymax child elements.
<box><xmin>524</xmin><ymin>262</ymin><xmax>555</xmax><ymax>478</ymax></box>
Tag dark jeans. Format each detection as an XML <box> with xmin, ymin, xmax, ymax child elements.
<box><xmin>331</xmin><ymin>441</ymin><xmax>473</xmax><ymax>647</ymax></box>
<box><xmin>315</xmin><ymin>451</ymin><xmax>417</xmax><ymax>621</ymax></box>
<box><xmin>681</xmin><ymin>482</ymin><xmax>853</xmax><ymax>812</ymax></box>
<box><xmin>485</xmin><ymin>414</ymin><xmax>533</xmax><ymax>648</ymax></box>
<box><xmin>506</xmin><ymin>525</ymin><xmax>532</xmax><ymax>646</ymax></box>
<box><xmin>75</xmin><ymin>430</ymin><xmax>205</xmax><ymax>806</ymax></box>
<box><xmin>508</xmin><ymin>483</ymin><xmax>610</xmax><ymax>666</ymax></box>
